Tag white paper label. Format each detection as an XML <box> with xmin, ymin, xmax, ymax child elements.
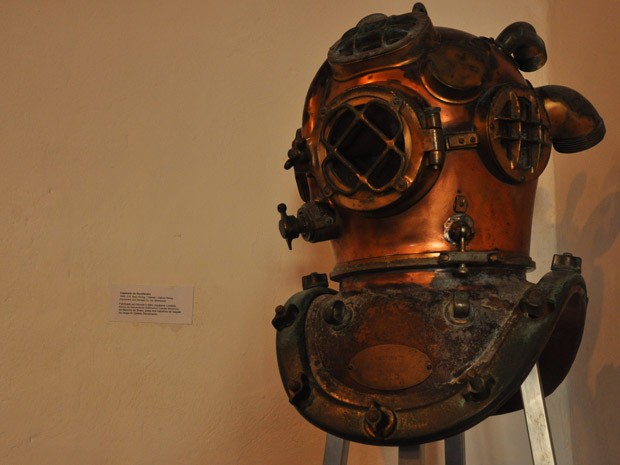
<box><xmin>109</xmin><ymin>285</ymin><xmax>193</xmax><ymax>324</ymax></box>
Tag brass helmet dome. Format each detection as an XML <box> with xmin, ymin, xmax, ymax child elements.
<box><xmin>275</xmin><ymin>3</ymin><xmax>604</xmax><ymax>445</ymax></box>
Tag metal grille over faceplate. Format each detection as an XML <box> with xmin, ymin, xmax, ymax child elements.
<box><xmin>322</xmin><ymin>100</ymin><xmax>406</xmax><ymax>194</ymax></box>
<box><xmin>316</xmin><ymin>86</ymin><xmax>436</xmax><ymax>214</ymax></box>
<box><xmin>326</xmin><ymin>3</ymin><xmax>435</xmax><ymax>79</ymax></box>
<box><xmin>477</xmin><ymin>85</ymin><xmax>552</xmax><ymax>183</ymax></box>
<box><xmin>330</xmin><ymin>13</ymin><xmax>423</xmax><ymax>61</ymax></box>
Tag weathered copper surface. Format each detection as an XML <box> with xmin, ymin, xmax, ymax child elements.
<box><xmin>275</xmin><ymin>2</ymin><xmax>604</xmax><ymax>446</ymax></box>
<box><xmin>275</xmin><ymin>265</ymin><xmax>587</xmax><ymax>444</ymax></box>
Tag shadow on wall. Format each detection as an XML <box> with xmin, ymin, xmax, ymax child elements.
<box><xmin>556</xmin><ymin>163</ymin><xmax>620</xmax><ymax>464</ymax></box>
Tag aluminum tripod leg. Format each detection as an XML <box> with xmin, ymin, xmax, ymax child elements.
<box><xmin>521</xmin><ymin>363</ymin><xmax>557</xmax><ymax>465</ymax></box>
<box><xmin>322</xmin><ymin>434</ymin><xmax>465</xmax><ymax>465</ymax></box>
<box><xmin>444</xmin><ymin>434</ymin><xmax>465</xmax><ymax>465</ymax></box>
<box><xmin>399</xmin><ymin>444</ymin><xmax>424</xmax><ymax>465</ymax></box>
<box><xmin>322</xmin><ymin>434</ymin><xmax>349</xmax><ymax>465</ymax></box>
<box><xmin>400</xmin><ymin>434</ymin><xmax>465</xmax><ymax>465</ymax></box>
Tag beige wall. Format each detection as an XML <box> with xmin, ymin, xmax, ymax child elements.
<box><xmin>548</xmin><ymin>0</ymin><xmax>620</xmax><ymax>464</ymax></box>
<box><xmin>0</xmin><ymin>1</ymin><xmax>613</xmax><ymax>464</ymax></box>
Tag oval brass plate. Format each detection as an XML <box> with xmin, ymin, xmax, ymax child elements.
<box><xmin>348</xmin><ymin>344</ymin><xmax>432</xmax><ymax>391</ymax></box>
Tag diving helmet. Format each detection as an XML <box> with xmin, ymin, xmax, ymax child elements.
<box><xmin>274</xmin><ymin>3</ymin><xmax>605</xmax><ymax>445</ymax></box>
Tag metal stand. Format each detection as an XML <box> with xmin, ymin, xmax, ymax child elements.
<box><xmin>322</xmin><ymin>433</ymin><xmax>350</xmax><ymax>465</ymax></box>
<box><xmin>521</xmin><ymin>363</ymin><xmax>557</xmax><ymax>465</ymax></box>
<box><xmin>321</xmin><ymin>363</ymin><xmax>556</xmax><ymax>465</ymax></box>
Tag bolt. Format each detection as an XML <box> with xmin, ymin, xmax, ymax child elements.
<box><xmin>366</xmin><ymin>410</ymin><xmax>381</xmax><ymax>423</ymax></box>
<box><xmin>521</xmin><ymin>287</ymin><xmax>551</xmax><ymax>318</ymax></box>
<box><xmin>451</xmin><ymin>291</ymin><xmax>472</xmax><ymax>321</ymax></box>
<box><xmin>463</xmin><ymin>374</ymin><xmax>495</xmax><ymax>402</ymax></box>
<box><xmin>453</xmin><ymin>195</ymin><xmax>468</xmax><ymax>213</ymax></box>
<box><xmin>551</xmin><ymin>252</ymin><xmax>582</xmax><ymax>273</ymax></box>
<box><xmin>456</xmin><ymin>263</ymin><xmax>469</xmax><ymax>276</ymax></box>
<box><xmin>395</xmin><ymin>178</ymin><xmax>408</xmax><ymax>192</ymax></box>
<box><xmin>525</xmin><ymin>288</ymin><xmax>545</xmax><ymax>307</ymax></box>
<box><xmin>363</xmin><ymin>402</ymin><xmax>396</xmax><ymax>439</ymax></box>
<box><xmin>272</xmin><ymin>304</ymin><xmax>299</xmax><ymax>331</ymax></box>
<box><xmin>412</xmin><ymin>3</ymin><xmax>427</xmax><ymax>14</ymax></box>
<box><xmin>301</xmin><ymin>272</ymin><xmax>329</xmax><ymax>290</ymax></box>
<box><xmin>287</xmin><ymin>374</ymin><xmax>311</xmax><ymax>405</ymax></box>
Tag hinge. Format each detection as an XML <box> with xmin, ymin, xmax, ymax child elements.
<box><xmin>422</xmin><ymin>108</ymin><xmax>445</xmax><ymax>169</ymax></box>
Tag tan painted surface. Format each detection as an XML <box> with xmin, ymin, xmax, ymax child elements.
<box><xmin>549</xmin><ymin>0</ymin><xmax>620</xmax><ymax>464</ymax></box>
<box><xmin>1</xmin><ymin>1</ymin><xmax>610</xmax><ymax>464</ymax></box>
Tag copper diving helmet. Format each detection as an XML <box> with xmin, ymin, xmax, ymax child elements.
<box><xmin>273</xmin><ymin>3</ymin><xmax>605</xmax><ymax>445</ymax></box>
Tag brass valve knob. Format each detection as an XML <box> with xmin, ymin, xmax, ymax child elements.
<box><xmin>278</xmin><ymin>203</ymin><xmax>303</xmax><ymax>250</ymax></box>
<box><xmin>444</xmin><ymin>213</ymin><xmax>475</xmax><ymax>251</ymax></box>
<box><xmin>277</xmin><ymin>202</ymin><xmax>342</xmax><ymax>250</ymax></box>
